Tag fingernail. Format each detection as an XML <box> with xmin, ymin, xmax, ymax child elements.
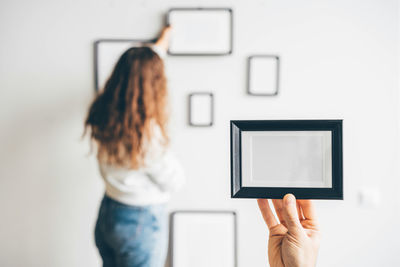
<box><xmin>284</xmin><ymin>194</ymin><xmax>295</xmax><ymax>205</ymax></box>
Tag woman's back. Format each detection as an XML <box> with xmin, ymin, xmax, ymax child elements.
<box><xmin>99</xmin><ymin>122</ymin><xmax>184</xmax><ymax>206</ymax></box>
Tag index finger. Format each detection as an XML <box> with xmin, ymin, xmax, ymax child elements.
<box><xmin>257</xmin><ymin>199</ymin><xmax>278</xmax><ymax>229</ymax></box>
<box><xmin>297</xmin><ymin>200</ymin><xmax>317</xmax><ymax>220</ymax></box>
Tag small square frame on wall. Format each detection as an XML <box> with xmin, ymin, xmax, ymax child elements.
<box><xmin>188</xmin><ymin>92</ymin><xmax>214</xmax><ymax>127</ymax></box>
<box><xmin>247</xmin><ymin>55</ymin><xmax>280</xmax><ymax>96</ymax></box>
<box><xmin>231</xmin><ymin>120</ymin><xmax>343</xmax><ymax>199</ymax></box>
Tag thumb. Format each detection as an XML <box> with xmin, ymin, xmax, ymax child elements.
<box><xmin>282</xmin><ymin>194</ymin><xmax>303</xmax><ymax>233</ymax></box>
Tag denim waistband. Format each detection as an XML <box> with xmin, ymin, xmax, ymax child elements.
<box><xmin>102</xmin><ymin>194</ymin><xmax>166</xmax><ymax>212</ymax></box>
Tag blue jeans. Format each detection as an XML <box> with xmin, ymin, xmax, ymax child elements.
<box><xmin>95</xmin><ymin>195</ymin><xmax>168</xmax><ymax>267</ymax></box>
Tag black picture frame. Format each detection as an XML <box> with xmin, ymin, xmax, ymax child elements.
<box><xmin>247</xmin><ymin>55</ymin><xmax>280</xmax><ymax>96</ymax></box>
<box><xmin>169</xmin><ymin>210</ymin><xmax>238</xmax><ymax>267</ymax></box>
<box><xmin>166</xmin><ymin>7</ymin><xmax>233</xmax><ymax>56</ymax></box>
<box><xmin>188</xmin><ymin>92</ymin><xmax>214</xmax><ymax>127</ymax></box>
<box><xmin>231</xmin><ymin>120</ymin><xmax>343</xmax><ymax>199</ymax></box>
<box><xmin>93</xmin><ymin>39</ymin><xmax>154</xmax><ymax>92</ymax></box>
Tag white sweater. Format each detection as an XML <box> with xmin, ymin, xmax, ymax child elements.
<box><xmin>99</xmin><ymin>125</ymin><xmax>185</xmax><ymax>206</ymax></box>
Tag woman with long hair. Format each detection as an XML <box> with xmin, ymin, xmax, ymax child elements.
<box><xmin>85</xmin><ymin>27</ymin><xmax>185</xmax><ymax>267</ymax></box>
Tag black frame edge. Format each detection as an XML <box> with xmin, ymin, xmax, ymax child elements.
<box><xmin>230</xmin><ymin>121</ymin><xmax>241</xmax><ymax>197</ymax></box>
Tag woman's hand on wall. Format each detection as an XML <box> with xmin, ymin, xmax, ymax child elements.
<box><xmin>257</xmin><ymin>194</ymin><xmax>320</xmax><ymax>267</ymax></box>
<box><xmin>155</xmin><ymin>26</ymin><xmax>172</xmax><ymax>51</ymax></box>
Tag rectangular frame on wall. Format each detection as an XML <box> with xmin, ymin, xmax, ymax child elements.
<box><xmin>188</xmin><ymin>92</ymin><xmax>214</xmax><ymax>127</ymax></box>
<box><xmin>231</xmin><ymin>120</ymin><xmax>343</xmax><ymax>199</ymax></box>
<box><xmin>169</xmin><ymin>210</ymin><xmax>237</xmax><ymax>267</ymax></box>
<box><xmin>93</xmin><ymin>39</ymin><xmax>154</xmax><ymax>92</ymax></box>
<box><xmin>247</xmin><ymin>55</ymin><xmax>280</xmax><ymax>96</ymax></box>
<box><xmin>167</xmin><ymin>7</ymin><xmax>233</xmax><ymax>56</ymax></box>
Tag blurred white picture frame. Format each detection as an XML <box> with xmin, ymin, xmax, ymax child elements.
<box><xmin>247</xmin><ymin>55</ymin><xmax>280</xmax><ymax>96</ymax></box>
<box><xmin>167</xmin><ymin>8</ymin><xmax>233</xmax><ymax>56</ymax></box>
<box><xmin>188</xmin><ymin>92</ymin><xmax>214</xmax><ymax>127</ymax></box>
<box><xmin>93</xmin><ymin>39</ymin><xmax>151</xmax><ymax>92</ymax></box>
<box><xmin>170</xmin><ymin>211</ymin><xmax>237</xmax><ymax>267</ymax></box>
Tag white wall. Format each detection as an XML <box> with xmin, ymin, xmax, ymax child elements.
<box><xmin>0</xmin><ymin>0</ymin><xmax>399</xmax><ymax>266</ymax></box>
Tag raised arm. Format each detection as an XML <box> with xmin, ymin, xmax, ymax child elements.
<box><xmin>154</xmin><ymin>26</ymin><xmax>172</xmax><ymax>52</ymax></box>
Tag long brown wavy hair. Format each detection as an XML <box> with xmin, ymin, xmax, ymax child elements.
<box><xmin>85</xmin><ymin>47</ymin><xmax>169</xmax><ymax>169</ymax></box>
